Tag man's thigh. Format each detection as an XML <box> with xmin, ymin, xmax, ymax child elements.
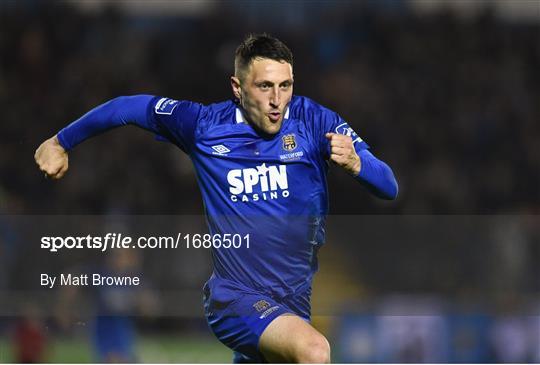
<box><xmin>259</xmin><ymin>314</ymin><xmax>331</xmax><ymax>363</ymax></box>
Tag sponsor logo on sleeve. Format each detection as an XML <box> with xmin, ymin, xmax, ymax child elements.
<box><xmin>155</xmin><ymin>98</ymin><xmax>179</xmax><ymax>115</ymax></box>
<box><xmin>335</xmin><ymin>122</ymin><xmax>363</xmax><ymax>144</ymax></box>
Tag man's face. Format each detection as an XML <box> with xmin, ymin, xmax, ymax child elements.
<box><xmin>231</xmin><ymin>58</ymin><xmax>293</xmax><ymax>135</ymax></box>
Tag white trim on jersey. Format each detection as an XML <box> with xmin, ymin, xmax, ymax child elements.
<box><xmin>235</xmin><ymin>106</ymin><xmax>290</xmax><ymax>124</ymax></box>
<box><xmin>235</xmin><ymin>108</ymin><xmax>245</xmax><ymax>124</ymax></box>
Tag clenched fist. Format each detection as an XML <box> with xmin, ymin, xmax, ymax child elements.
<box><xmin>325</xmin><ymin>133</ymin><xmax>361</xmax><ymax>175</ymax></box>
<box><xmin>34</xmin><ymin>135</ymin><xmax>69</xmax><ymax>179</ymax></box>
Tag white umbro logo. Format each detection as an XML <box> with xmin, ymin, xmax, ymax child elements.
<box><xmin>212</xmin><ymin>145</ymin><xmax>230</xmax><ymax>154</ymax></box>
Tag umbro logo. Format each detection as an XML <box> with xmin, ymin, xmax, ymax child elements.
<box><xmin>212</xmin><ymin>145</ymin><xmax>230</xmax><ymax>155</ymax></box>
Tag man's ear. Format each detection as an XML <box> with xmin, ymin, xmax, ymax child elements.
<box><xmin>230</xmin><ymin>76</ymin><xmax>242</xmax><ymax>100</ymax></box>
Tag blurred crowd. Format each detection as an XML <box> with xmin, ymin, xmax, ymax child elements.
<box><xmin>0</xmin><ymin>1</ymin><xmax>538</xmax><ymax>362</ymax></box>
<box><xmin>0</xmin><ymin>1</ymin><xmax>538</xmax><ymax>215</ymax></box>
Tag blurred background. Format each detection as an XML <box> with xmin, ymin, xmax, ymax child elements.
<box><xmin>0</xmin><ymin>0</ymin><xmax>539</xmax><ymax>362</ymax></box>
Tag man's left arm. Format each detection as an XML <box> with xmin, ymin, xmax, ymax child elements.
<box><xmin>325</xmin><ymin>133</ymin><xmax>398</xmax><ymax>200</ymax></box>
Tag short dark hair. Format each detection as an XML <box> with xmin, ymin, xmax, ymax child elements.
<box><xmin>234</xmin><ymin>33</ymin><xmax>293</xmax><ymax>77</ymax></box>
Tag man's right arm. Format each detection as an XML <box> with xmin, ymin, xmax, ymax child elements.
<box><xmin>35</xmin><ymin>95</ymin><xmax>157</xmax><ymax>179</ymax></box>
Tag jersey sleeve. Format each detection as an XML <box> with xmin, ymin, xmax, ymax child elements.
<box><xmin>56</xmin><ymin>95</ymin><xmax>203</xmax><ymax>153</ymax></box>
<box><xmin>317</xmin><ymin>108</ymin><xmax>398</xmax><ymax>199</ymax></box>
<box><xmin>316</xmin><ymin>106</ymin><xmax>370</xmax><ymax>158</ymax></box>
<box><xmin>357</xmin><ymin>149</ymin><xmax>398</xmax><ymax>200</ymax></box>
<box><xmin>147</xmin><ymin>97</ymin><xmax>204</xmax><ymax>153</ymax></box>
<box><xmin>294</xmin><ymin>96</ymin><xmax>397</xmax><ymax>199</ymax></box>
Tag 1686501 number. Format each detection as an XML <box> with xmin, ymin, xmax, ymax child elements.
<box><xmin>184</xmin><ymin>234</ymin><xmax>250</xmax><ymax>249</ymax></box>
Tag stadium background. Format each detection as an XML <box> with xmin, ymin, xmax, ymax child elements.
<box><xmin>0</xmin><ymin>0</ymin><xmax>539</xmax><ymax>362</ymax></box>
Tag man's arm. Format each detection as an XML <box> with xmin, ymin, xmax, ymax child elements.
<box><xmin>325</xmin><ymin>133</ymin><xmax>398</xmax><ymax>200</ymax></box>
<box><xmin>34</xmin><ymin>95</ymin><xmax>156</xmax><ymax>179</ymax></box>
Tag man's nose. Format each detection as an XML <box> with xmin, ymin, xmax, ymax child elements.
<box><xmin>269</xmin><ymin>87</ymin><xmax>280</xmax><ymax>107</ymax></box>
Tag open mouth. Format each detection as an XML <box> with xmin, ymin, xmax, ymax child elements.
<box><xmin>268</xmin><ymin>112</ymin><xmax>281</xmax><ymax>122</ymax></box>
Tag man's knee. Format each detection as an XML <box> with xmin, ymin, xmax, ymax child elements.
<box><xmin>296</xmin><ymin>334</ymin><xmax>331</xmax><ymax>363</ymax></box>
<box><xmin>259</xmin><ymin>315</ymin><xmax>331</xmax><ymax>363</ymax></box>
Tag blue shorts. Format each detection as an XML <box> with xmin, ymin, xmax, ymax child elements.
<box><xmin>203</xmin><ymin>276</ymin><xmax>310</xmax><ymax>363</ymax></box>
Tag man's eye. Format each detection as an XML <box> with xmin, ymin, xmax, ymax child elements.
<box><xmin>280</xmin><ymin>84</ymin><xmax>291</xmax><ymax>90</ymax></box>
<box><xmin>259</xmin><ymin>84</ymin><xmax>270</xmax><ymax>90</ymax></box>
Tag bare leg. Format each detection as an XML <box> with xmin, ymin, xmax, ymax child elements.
<box><xmin>259</xmin><ymin>314</ymin><xmax>331</xmax><ymax>363</ymax></box>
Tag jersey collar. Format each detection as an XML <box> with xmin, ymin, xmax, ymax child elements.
<box><xmin>235</xmin><ymin>106</ymin><xmax>290</xmax><ymax>124</ymax></box>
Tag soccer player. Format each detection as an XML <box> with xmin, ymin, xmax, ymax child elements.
<box><xmin>35</xmin><ymin>34</ymin><xmax>398</xmax><ymax>363</ymax></box>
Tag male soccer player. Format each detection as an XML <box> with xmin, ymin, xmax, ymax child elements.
<box><xmin>35</xmin><ymin>34</ymin><xmax>398</xmax><ymax>363</ymax></box>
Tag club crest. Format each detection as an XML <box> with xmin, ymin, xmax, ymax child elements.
<box><xmin>253</xmin><ymin>299</ymin><xmax>271</xmax><ymax>312</ymax></box>
<box><xmin>282</xmin><ymin>134</ymin><xmax>297</xmax><ymax>151</ymax></box>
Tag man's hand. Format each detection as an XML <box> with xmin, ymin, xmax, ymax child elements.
<box><xmin>34</xmin><ymin>135</ymin><xmax>69</xmax><ymax>179</ymax></box>
<box><xmin>325</xmin><ymin>133</ymin><xmax>361</xmax><ymax>175</ymax></box>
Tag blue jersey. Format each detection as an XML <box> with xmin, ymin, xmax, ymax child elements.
<box><xmin>57</xmin><ymin>94</ymin><xmax>397</xmax><ymax>316</ymax></box>
<box><xmin>147</xmin><ymin>95</ymin><xmax>369</xmax><ymax>298</ymax></box>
